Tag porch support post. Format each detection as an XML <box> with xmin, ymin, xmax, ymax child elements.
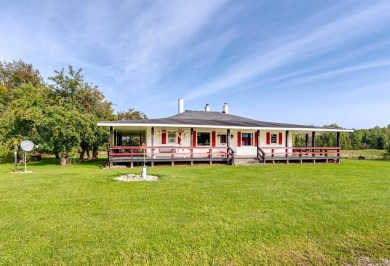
<box><xmin>305</xmin><ymin>134</ymin><xmax>309</xmax><ymax>147</ymax></box>
<box><xmin>227</xmin><ymin>129</ymin><xmax>231</xmax><ymax>147</ymax></box>
<box><xmin>285</xmin><ymin>130</ymin><xmax>289</xmax><ymax>157</ymax></box>
<box><xmin>337</xmin><ymin>132</ymin><xmax>341</xmax><ymax>162</ymax></box>
<box><xmin>190</xmin><ymin>128</ymin><xmax>194</xmax><ymax>146</ymax></box>
<box><xmin>109</xmin><ymin>127</ymin><xmax>113</xmax><ymax>147</ymax></box>
<box><xmin>151</xmin><ymin>127</ymin><xmax>154</xmax><ymax>157</ymax></box>
<box><xmin>336</xmin><ymin>132</ymin><xmax>341</xmax><ymax>147</ymax></box>
<box><xmin>190</xmin><ymin>128</ymin><xmax>194</xmax><ymax>159</ymax></box>
<box><xmin>312</xmin><ymin>132</ymin><xmax>316</xmax><ymax>147</ymax></box>
<box><xmin>118</xmin><ymin>134</ymin><xmax>122</xmax><ymax>146</ymax></box>
<box><xmin>312</xmin><ymin>131</ymin><xmax>316</xmax><ymax>158</ymax></box>
<box><xmin>151</xmin><ymin>127</ymin><xmax>154</xmax><ymax>146</ymax></box>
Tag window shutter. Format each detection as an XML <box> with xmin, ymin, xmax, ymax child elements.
<box><xmin>212</xmin><ymin>131</ymin><xmax>216</xmax><ymax>147</ymax></box>
<box><xmin>161</xmin><ymin>130</ymin><xmax>166</xmax><ymax>144</ymax></box>
<box><xmin>266</xmin><ymin>132</ymin><xmax>270</xmax><ymax>145</ymax></box>
<box><xmin>254</xmin><ymin>131</ymin><xmax>258</xmax><ymax>147</ymax></box>
<box><xmin>279</xmin><ymin>132</ymin><xmax>283</xmax><ymax>145</ymax></box>
<box><xmin>237</xmin><ymin>132</ymin><xmax>241</xmax><ymax>147</ymax></box>
<box><xmin>192</xmin><ymin>130</ymin><xmax>197</xmax><ymax>147</ymax></box>
<box><xmin>178</xmin><ymin>132</ymin><xmax>181</xmax><ymax>145</ymax></box>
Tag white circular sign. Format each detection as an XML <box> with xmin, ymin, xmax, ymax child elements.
<box><xmin>21</xmin><ymin>140</ymin><xmax>35</xmax><ymax>152</ymax></box>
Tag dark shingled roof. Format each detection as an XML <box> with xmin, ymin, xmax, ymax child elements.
<box><xmin>101</xmin><ymin>110</ymin><xmax>328</xmax><ymax>129</ymax></box>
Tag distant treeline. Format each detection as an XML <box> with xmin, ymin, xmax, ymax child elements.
<box><xmin>294</xmin><ymin>124</ymin><xmax>390</xmax><ymax>150</ymax></box>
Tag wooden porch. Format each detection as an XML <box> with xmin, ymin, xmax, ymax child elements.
<box><xmin>108</xmin><ymin>146</ymin><xmax>235</xmax><ymax>167</ymax></box>
<box><xmin>107</xmin><ymin>145</ymin><xmax>341</xmax><ymax>167</ymax></box>
<box><xmin>257</xmin><ymin>147</ymin><xmax>341</xmax><ymax>164</ymax></box>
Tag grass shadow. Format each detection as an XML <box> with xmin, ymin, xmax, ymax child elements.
<box><xmin>1</xmin><ymin>155</ymin><xmax>108</xmax><ymax>168</ymax></box>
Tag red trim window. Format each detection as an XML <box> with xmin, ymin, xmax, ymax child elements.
<box><xmin>219</xmin><ymin>134</ymin><xmax>227</xmax><ymax>145</ymax></box>
<box><xmin>271</xmin><ymin>133</ymin><xmax>278</xmax><ymax>144</ymax></box>
<box><xmin>161</xmin><ymin>130</ymin><xmax>167</xmax><ymax>144</ymax></box>
<box><xmin>197</xmin><ymin>132</ymin><xmax>211</xmax><ymax>146</ymax></box>
<box><xmin>237</xmin><ymin>132</ymin><xmax>241</xmax><ymax>147</ymax></box>
<box><xmin>167</xmin><ymin>132</ymin><xmax>176</xmax><ymax>144</ymax></box>
<box><xmin>267</xmin><ymin>132</ymin><xmax>280</xmax><ymax>145</ymax></box>
<box><xmin>241</xmin><ymin>133</ymin><xmax>253</xmax><ymax>146</ymax></box>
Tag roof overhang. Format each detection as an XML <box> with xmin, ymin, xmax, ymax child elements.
<box><xmin>97</xmin><ymin>122</ymin><xmax>353</xmax><ymax>134</ymax></box>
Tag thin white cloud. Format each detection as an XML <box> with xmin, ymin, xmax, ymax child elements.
<box><xmin>293</xmin><ymin>59</ymin><xmax>390</xmax><ymax>83</ymax></box>
<box><xmin>185</xmin><ymin>1</ymin><xmax>390</xmax><ymax>100</ymax></box>
<box><xmin>261</xmin><ymin>39</ymin><xmax>390</xmax><ymax>84</ymax></box>
<box><xmin>110</xmin><ymin>0</ymin><xmax>230</xmax><ymax>90</ymax></box>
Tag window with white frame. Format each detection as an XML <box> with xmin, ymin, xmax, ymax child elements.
<box><xmin>218</xmin><ymin>133</ymin><xmax>227</xmax><ymax>145</ymax></box>
<box><xmin>168</xmin><ymin>132</ymin><xmax>176</xmax><ymax>144</ymax></box>
<box><xmin>271</xmin><ymin>133</ymin><xmax>277</xmax><ymax>144</ymax></box>
<box><xmin>242</xmin><ymin>133</ymin><xmax>253</xmax><ymax>146</ymax></box>
<box><xmin>197</xmin><ymin>132</ymin><xmax>210</xmax><ymax>146</ymax></box>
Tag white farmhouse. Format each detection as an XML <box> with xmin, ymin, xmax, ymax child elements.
<box><xmin>98</xmin><ymin>99</ymin><xmax>352</xmax><ymax>167</ymax></box>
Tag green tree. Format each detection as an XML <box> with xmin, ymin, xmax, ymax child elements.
<box><xmin>0</xmin><ymin>60</ymin><xmax>43</xmax><ymax>116</ymax></box>
<box><xmin>0</xmin><ymin>61</ymin><xmax>47</xmax><ymax>155</ymax></box>
<box><xmin>117</xmin><ymin>107</ymin><xmax>148</xmax><ymax>120</ymax></box>
<box><xmin>47</xmin><ymin>66</ymin><xmax>114</xmax><ymax>162</ymax></box>
<box><xmin>40</xmin><ymin>106</ymin><xmax>91</xmax><ymax>165</ymax></box>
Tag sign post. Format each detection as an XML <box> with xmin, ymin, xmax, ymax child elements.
<box><xmin>14</xmin><ymin>144</ymin><xmax>18</xmax><ymax>172</ymax></box>
<box><xmin>141</xmin><ymin>143</ymin><xmax>147</xmax><ymax>178</ymax></box>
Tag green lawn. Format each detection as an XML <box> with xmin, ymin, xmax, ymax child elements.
<box><xmin>342</xmin><ymin>149</ymin><xmax>385</xmax><ymax>160</ymax></box>
<box><xmin>0</xmin><ymin>158</ymin><xmax>389</xmax><ymax>265</ymax></box>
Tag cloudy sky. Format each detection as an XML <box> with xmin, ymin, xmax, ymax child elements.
<box><xmin>1</xmin><ymin>0</ymin><xmax>390</xmax><ymax>129</ymax></box>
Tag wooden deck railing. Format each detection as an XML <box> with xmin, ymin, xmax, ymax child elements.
<box><xmin>108</xmin><ymin>146</ymin><xmax>234</xmax><ymax>160</ymax></box>
<box><xmin>257</xmin><ymin>146</ymin><xmax>340</xmax><ymax>161</ymax></box>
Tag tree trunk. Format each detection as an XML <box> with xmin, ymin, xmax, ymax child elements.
<box><xmin>92</xmin><ymin>148</ymin><xmax>99</xmax><ymax>159</ymax></box>
<box><xmin>86</xmin><ymin>148</ymin><xmax>91</xmax><ymax>160</ymax></box>
<box><xmin>60</xmin><ymin>155</ymin><xmax>69</xmax><ymax>166</ymax></box>
<box><xmin>54</xmin><ymin>151</ymin><xmax>60</xmax><ymax>159</ymax></box>
<box><xmin>79</xmin><ymin>149</ymin><xmax>85</xmax><ymax>162</ymax></box>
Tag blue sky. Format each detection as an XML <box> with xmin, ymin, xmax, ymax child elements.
<box><xmin>1</xmin><ymin>0</ymin><xmax>389</xmax><ymax>129</ymax></box>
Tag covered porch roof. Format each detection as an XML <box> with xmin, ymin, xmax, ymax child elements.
<box><xmin>98</xmin><ymin>110</ymin><xmax>353</xmax><ymax>134</ymax></box>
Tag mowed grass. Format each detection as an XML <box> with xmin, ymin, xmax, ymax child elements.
<box><xmin>0</xmin><ymin>158</ymin><xmax>389</xmax><ymax>265</ymax></box>
<box><xmin>342</xmin><ymin>149</ymin><xmax>385</xmax><ymax>160</ymax></box>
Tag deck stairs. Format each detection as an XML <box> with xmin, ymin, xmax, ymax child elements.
<box><xmin>233</xmin><ymin>157</ymin><xmax>261</xmax><ymax>165</ymax></box>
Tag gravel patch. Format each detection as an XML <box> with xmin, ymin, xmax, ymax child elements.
<box><xmin>114</xmin><ymin>174</ymin><xmax>158</xmax><ymax>182</ymax></box>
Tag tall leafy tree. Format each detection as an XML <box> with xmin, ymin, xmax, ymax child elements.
<box><xmin>0</xmin><ymin>61</ymin><xmax>47</xmax><ymax>155</ymax></box>
<box><xmin>40</xmin><ymin>106</ymin><xmax>91</xmax><ymax>165</ymax></box>
<box><xmin>47</xmin><ymin>66</ymin><xmax>114</xmax><ymax>162</ymax></box>
<box><xmin>117</xmin><ymin>108</ymin><xmax>148</xmax><ymax>120</ymax></box>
